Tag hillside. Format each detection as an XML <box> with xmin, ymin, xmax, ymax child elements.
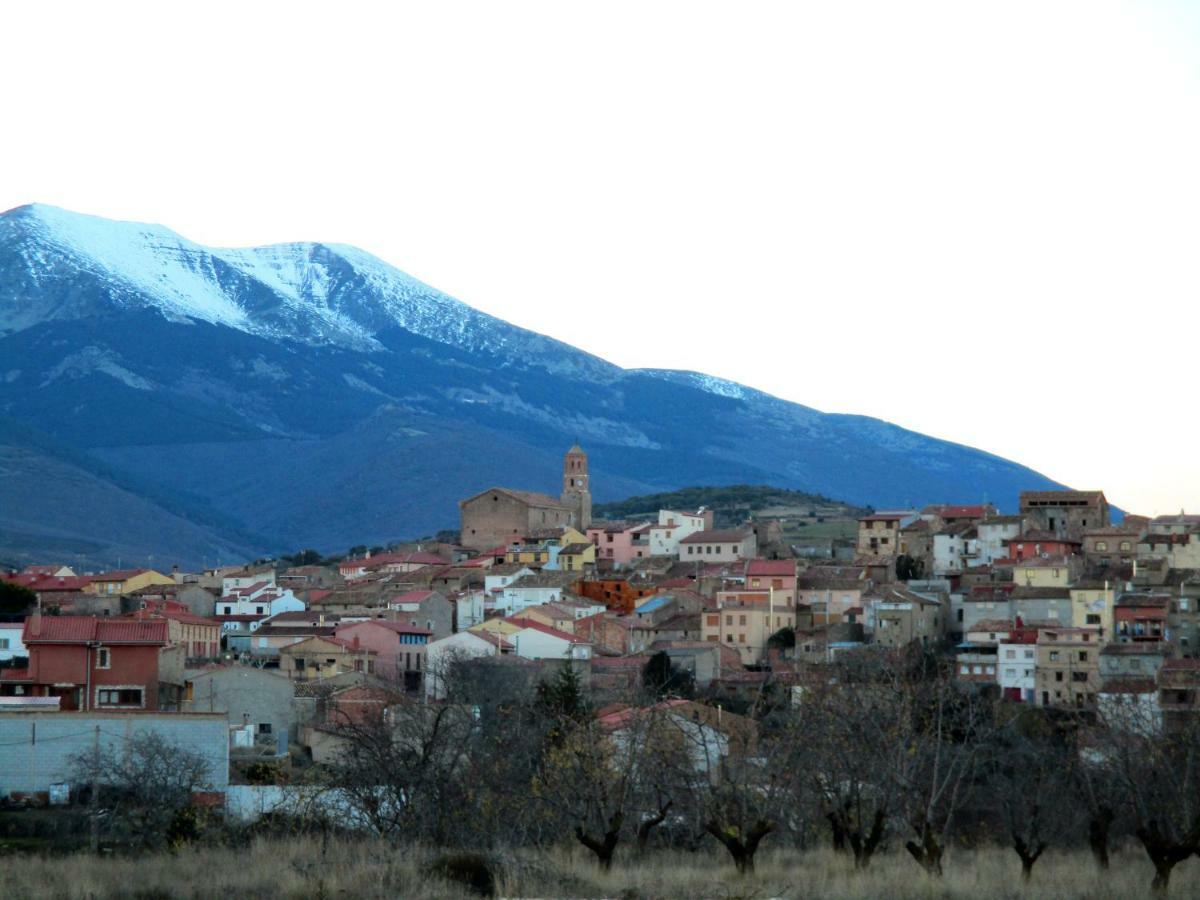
<box><xmin>0</xmin><ymin>204</ymin><xmax>1066</xmax><ymax>568</ymax></box>
<box><xmin>593</xmin><ymin>485</ymin><xmax>865</xmax><ymax>528</ymax></box>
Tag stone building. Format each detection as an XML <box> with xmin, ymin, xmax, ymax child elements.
<box><xmin>1019</xmin><ymin>490</ymin><xmax>1110</xmax><ymax>540</ymax></box>
<box><xmin>560</xmin><ymin>444</ymin><xmax>592</xmax><ymax>530</ymax></box>
<box><xmin>458</xmin><ymin>447</ymin><xmax>590</xmax><ymax>550</ymax></box>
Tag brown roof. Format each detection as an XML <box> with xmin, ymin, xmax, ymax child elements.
<box><xmin>679</xmin><ymin>530</ymin><xmax>751</xmax><ymax>545</ymax></box>
<box><xmin>460</xmin><ymin>487</ymin><xmax>570</xmax><ymax>511</ymax></box>
<box><xmin>1020</xmin><ymin>490</ymin><xmax>1107</xmax><ymax>505</ymax></box>
<box><xmin>1011</xmin><ymin>586</ymin><xmax>1071</xmax><ymax>600</ymax></box>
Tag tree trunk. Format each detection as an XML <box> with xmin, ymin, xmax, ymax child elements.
<box><xmin>1136</xmin><ymin>820</ymin><xmax>1200</xmax><ymax>896</ymax></box>
<box><xmin>705</xmin><ymin>819</ymin><xmax>776</xmax><ymax>875</ymax></box>
<box><xmin>575</xmin><ymin>812</ymin><xmax>622</xmax><ymax>871</ymax></box>
<box><xmin>636</xmin><ymin>801</ymin><xmax>672</xmax><ymax>853</ymax></box>
<box><xmin>1012</xmin><ymin>833</ymin><xmax>1045</xmax><ymax>882</ymax></box>
<box><xmin>905</xmin><ymin>822</ymin><xmax>944</xmax><ymax>877</ymax></box>
<box><xmin>826</xmin><ymin>809</ymin><xmax>848</xmax><ymax>852</ymax></box>
<box><xmin>1088</xmin><ymin>806</ymin><xmax>1114</xmax><ymax>870</ymax></box>
<box><xmin>849</xmin><ymin>809</ymin><xmax>886</xmax><ymax>870</ymax></box>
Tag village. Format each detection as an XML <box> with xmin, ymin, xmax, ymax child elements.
<box><xmin>2</xmin><ymin>444</ymin><xmax>1200</xmax><ymax>889</ymax></box>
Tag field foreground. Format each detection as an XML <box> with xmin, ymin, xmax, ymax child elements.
<box><xmin>4</xmin><ymin>840</ymin><xmax>1199</xmax><ymax>899</ymax></box>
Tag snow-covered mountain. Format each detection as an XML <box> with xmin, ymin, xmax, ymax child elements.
<box><xmin>0</xmin><ymin>204</ymin><xmax>1063</xmax><ymax>568</ymax></box>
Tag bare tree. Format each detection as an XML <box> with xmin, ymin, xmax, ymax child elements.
<box><xmin>70</xmin><ymin>730</ymin><xmax>213</xmax><ymax>850</ymax></box>
<box><xmin>891</xmin><ymin>662</ymin><xmax>989</xmax><ymax>877</ymax></box>
<box><xmin>986</xmin><ymin>715</ymin><xmax>1073</xmax><ymax>881</ymax></box>
<box><xmin>801</xmin><ymin>679</ymin><xmax>904</xmax><ymax>869</ymax></box>
<box><xmin>1100</xmin><ymin>707</ymin><xmax>1200</xmax><ymax>894</ymax></box>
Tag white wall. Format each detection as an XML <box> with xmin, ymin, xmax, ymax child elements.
<box><xmin>0</xmin><ymin>624</ymin><xmax>26</xmax><ymax>662</ymax></box>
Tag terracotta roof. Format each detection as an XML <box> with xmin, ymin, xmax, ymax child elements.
<box><xmin>746</xmin><ymin>559</ymin><xmax>796</xmax><ymax>577</ymax></box>
<box><xmin>507</xmin><ymin>617</ymin><xmax>590</xmax><ymax>644</ymax></box>
<box><xmin>336</xmin><ymin>620</ymin><xmax>432</xmax><ymax>636</ymax></box>
<box><xmin>123</xmin><ymin>609</ymin><xmax>219</xmax><ymax>627</ymax></box>
<box><xmin>23</xmin><ymin>616</ymin><xmax>169</xmax><ymax>645</ymax></box>
<box><xmin>968</xmin><ymin>619</ymin><xmax>1014</xmax><ymax>633</ymax></box>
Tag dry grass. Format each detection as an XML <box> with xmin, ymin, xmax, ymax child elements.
<box><xmin>3</xmin><ymin>839</ymin><xmax>1197</xmax><ymax>898</ymax></box>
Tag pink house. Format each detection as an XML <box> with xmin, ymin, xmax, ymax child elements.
<box><xmin>332</xmin><ymin>620</ymin><xmax>432</xmax><ymax>690</ymax></box>
<box><xmin>587</xmin><ymin>521</ymin><xmax>653</xmax><ymax>566</ymax></box>
<box><xmin>743</xmin><ymin>559</ymin><xmax>798</xmax><ymax>605</ymax></box>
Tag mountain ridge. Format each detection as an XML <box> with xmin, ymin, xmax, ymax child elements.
<box><xmin>0</xmin><ymin>204</ymin><xmax>1064</xmax><ymax>568</ymax></box>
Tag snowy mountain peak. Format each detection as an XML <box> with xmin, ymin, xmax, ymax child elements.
<box><xmin>0</xmin><ymin>204</ymin><xmax>617</xmax><ymax>379</ymax></box>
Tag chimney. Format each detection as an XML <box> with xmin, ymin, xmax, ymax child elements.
<box><xmin>29</xmin><ymin>610</ymin><xmax>42</xmax><ymax>637</ymax></box>
<box><xmin>352</xmin><ymin>635</ymin><xmax>360</xmax><ymax>651</ymax></box>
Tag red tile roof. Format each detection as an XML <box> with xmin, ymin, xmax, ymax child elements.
<box><xmin>746</xmin><ymin>559</ymin><xmax>796</xmax><ymax>577</ymax></box>
<box><xmin>507</xmin><ymin>617</ymin><xmax>589</xmax><ymax>644</ymax></box>
<box><xmin>336</xmin><ymin>620</ymin><xmax>432</xmax><ymax>636</ymax></box>
<box><xmin>23</xmin><ymin>616</ymin><xmax>169</xmax><ymax>645</ymax></box>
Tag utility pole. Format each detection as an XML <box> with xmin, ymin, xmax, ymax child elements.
<box><xmin>89</xmin><ymin>724</ymin><xmax>100</xmax><ymax>853</ymax></box>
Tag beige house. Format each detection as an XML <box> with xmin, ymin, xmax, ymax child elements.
<box><xmin>1035</xmin><ymin>626</ymin><xmax>1101</xmax><ymax>708</ymax></box>
<box><xmin>85</xmin><ymin>568</ymin><xmax>176</xmax><ymax>596</ymax></box>
<box><xmin>869</xmin><ymin>585</ymin><xmax>944</xmax><ymax>648</ymax></box>
<box><xmin>678</xmin><ymin>530</ymin><xmax>757</xmax><ymax>563</ymax></box>
<box><xmin>857</xmin><ymin>511</ymin><xmax>917</xmax><ymax>558</ymax></box>
<box><xmin>1071</xmin><ymin>580</ymin><xmax>1117</xmax><ymax>639</ymax></box>
<box><xmin>701</xmin><ymin>597</ymin><xmax>794</xmax><ymax>666</ymax></box>
<box><xmin>1081</xmin><ymin>527</ymin><xmax>1141</xmax><ymax>569</ymax></box>
<box><xmin>278</xmin><ymin>635</ymin><xmax>377</xmax><ymax>681</ymax></box>
<box><xmin>1013</xmin><ymin>556</ymin><xmax>1075</xmax><ymax>588</ymax></box>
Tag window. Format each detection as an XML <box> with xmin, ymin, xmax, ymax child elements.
<box><xmin>96</xmin><ymin>648</ymin><xmax>111</xmax><ymax>669</ymax></box>
<box><xmin>1096</xmin><ymin>541</ymin><xmax>1108</xmax><ymax>552</ymax></box>
<box><xmin>1086</xmin><ymin>614</ymin><xmax>1101</xmax><ymax>625</ymax></box>
<box><xmin>1078</xmin><ymin>651</ymin><xmax>1088</xmax><ymax>662</ymax></box>
<box><xmin>738</xmin><ymin>615</ymin><xmax>747</xmax><ymax>626</ymax></box>
<box><xmin>1049</xmin><ymin>651</ymin><xmax>1060</xmax><ymax>661</ymax></box>
<box><xmin>0</xmin><ymin>638</ymin><xmax>9</xmax><ymax>650</ymax></box>
<box><xmin>738</xmin><ymin>634</ymin><xmax>746</xmax><ymax>643</ymax></box>
<box><xmin>1072</xmin><ymin>671</ymin><xmax>1088</xmax><ymax>683</ymax></box>
<box><xmin>1006</xmin><ymin>649</ymin><xmax>1015</xmax><ymax>659</ymax></box>
<box><xmin>258</xmin><ymin>723</ymin><xmax>272</xmax><ymax>735</ymax></box>
<box><xmin>97</xmin><ymin>688</ymin><xmax>143</xmax><ymax>707</ymax></box>
<box><xmin>1055</xmin><ymin>672</ymin><xmax>1064</xmax><ymax>682</ymax></box>
<box><xmin>1120</xmin><ymin>541</ymin><xmax>1131</xmax><ymax>551</ymax></box>
<box><xmin>725</xmin><ymin>615</ymin><xmax>733</xmax><ymax>626</ymax></box>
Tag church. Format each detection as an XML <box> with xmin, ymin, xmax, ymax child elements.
<box><xmin>458</xmin><ymin>445</ymin><xmax>593</xmax><ymax>551</ymax></box>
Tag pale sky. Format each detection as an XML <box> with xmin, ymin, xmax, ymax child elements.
<box><xmin>3</xmin><ymin>1</ymin><xmax>1198</xmax><ymax>515</ymax></box>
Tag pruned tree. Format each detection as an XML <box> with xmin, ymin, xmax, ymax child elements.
<box><xmin>801</xmin><ymin>679</ymin><xmax>903</xmax><ymax>868</ymax></box>
<box><xmin>891</xmin><ymin>662</ymin><xmax>989</xmax><ymax>877</ymax></box>
<box><xmin>987</xmin><ymin>712</ymin><xmax>1072</xmax><ymax>881</ymax></box>
<box><xmin>326</xmin><ymin>692</ymin><xmax>476</xmax><ymax>844</ymax></box>
<box><xmin>70</xmin><ymin>730</ymin><xmax>214</xmax><ymax>850</ymax></box>
<box><xmin>1099</xmin><ymin>707</ymin><xmax>1200</xmax><ymax>894</ymax></box>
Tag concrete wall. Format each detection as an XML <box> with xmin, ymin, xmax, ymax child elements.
<box><xmin>0</xmin><ymin>712</ymin><xmax>229</xmax><ymax>796</ymax></box>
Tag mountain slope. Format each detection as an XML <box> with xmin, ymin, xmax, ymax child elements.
<box><xmin>0</xmin><ymin>204</ymin><xmax>1063</xmax><ymax>567</ymax></box>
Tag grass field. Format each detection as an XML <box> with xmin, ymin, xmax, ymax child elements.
<box><xmin>4</xmin><ymin>839</ymin><xmax>1196</xmax><ymax>898</ymax></box>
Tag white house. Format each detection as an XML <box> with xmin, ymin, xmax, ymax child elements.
<box><xmin>222</xmin><ymin>569</ymin><xmax>277</xmax><ymax>594</ymax></box>
<box><xmin>217</xmin><ymin>582</ymin><xmax>303</xmax><ymax>618</ymax></box>
<box><xmin>976</xmin><ymin>518</ymin><xmax>1023</xmax><ymax>565</ymax></box>
<box><xmin>497</xmin><ymin>574</ymin><xmax>578</xmax><ymax>615</ymax></box>
<box><xmin>507</xmin><ymin>619</ymin><xmax>592</xmax><ymax>661</ymax></box>
<box><xmin>454</xmin><ymin>591</ymin><xmax>486</xmax><ymax>632</ymax></box>
<box><xmin>0</xmin><ymin>622</ymin><xmax>27</xmax><ymax>663</ymax></box>
<box><xmin>997</xmin><ymin>636</ymin><xmax>1038</xmax><ymax>703</ymax></box>
<box><xmin>484</xmin><ymin>565</ymin><xmax>536</xmax><ymax>597</ymax></box>
<box><xmin>424</xmin><ymin>630</ymin><xmax>511</xmax><ymax>699</ymax></box>
<box><xmin>649</xmin><ymin>509</ymin><xmax>710</xmax><ymax>557</ymax></box>
<box><xmin>933</xmin><ymin>524</ymin><xmax>979</xmax><ymax>576</ymax></box>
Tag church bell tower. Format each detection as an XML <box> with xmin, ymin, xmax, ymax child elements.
<box><xmin>561</xmin><ymin>443</ymin><xmax>592</xmax><ymax>530</ymax></box>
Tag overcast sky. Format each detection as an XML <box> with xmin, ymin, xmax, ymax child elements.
<box><xmin>4</xmin><ymin>1</ymin><xmax>1198</xmax><ymax>515</ymax></box>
